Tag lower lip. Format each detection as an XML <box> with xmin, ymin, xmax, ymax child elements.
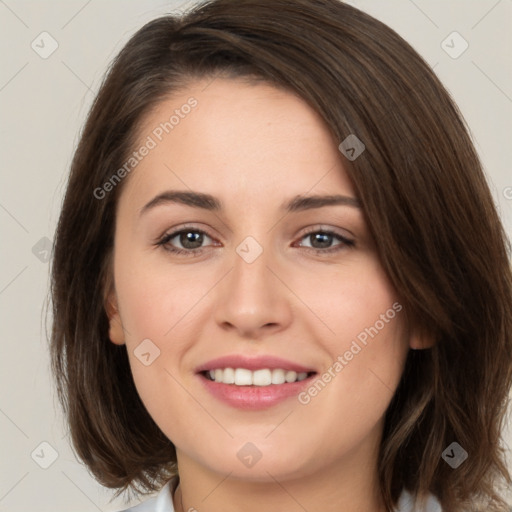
<box><xmin>198</xmin><ymin>373</ymin><xmax>315</xmax><ymax>410</ymax></box>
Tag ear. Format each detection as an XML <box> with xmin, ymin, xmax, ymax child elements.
<box><xmin>409</xmin><ymin>325</ymin><xmax>436</xmax><ymax>350</ymax></box>
<box><xmin>105</xmin><ymin>291</ymin><xmax>125</xmax><ymax>345</ymax></box>
<box><xmin>104</xmin><ymin>272</ymin><xmax>125</xmax><ymax>346</ymax></box>
<box><xmin>403</xmin><ymin>308</ymin><xmax>436</xmax><ymax>350</ymax></box>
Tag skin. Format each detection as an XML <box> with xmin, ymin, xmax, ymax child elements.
<box><xmin>107</xmin><ymin>78</ymin><xmax>430</xmax><ymax>512</ymax></box>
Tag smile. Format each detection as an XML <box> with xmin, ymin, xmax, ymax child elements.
<box><xmin>195</xmin><ymin>355</ymin><xmax>318</xmax><ymax>410</ymax></box>
<box><xmin>204</xmin><ymin>368</ymin><xmax>311</xmax><ymax>386</ymax></box>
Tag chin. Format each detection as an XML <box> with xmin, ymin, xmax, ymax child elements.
<box><xmin>191</xmin><ymin>438</ymin><xmax>321</xmax><ymax>483</ymax></box>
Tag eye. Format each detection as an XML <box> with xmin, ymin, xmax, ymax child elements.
<box><xmin>156</xmin><ymin>227</ymin><xmax>217</xmax><ymax>256</ymax></box>
<box><xmin>155</xmin><ymin>226</ymin><xmax>355</xmax><ymax>257</ymax></box>
<box><xmin>296</xmin><ymin>229</ymin><xmax>355</xmax><ymax>254</ymax></box>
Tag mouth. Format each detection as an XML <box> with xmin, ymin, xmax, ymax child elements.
<box><xmin>195</xmin><ymin>355</ymin><xmax>318</xmax><ymax>410</ymax></box>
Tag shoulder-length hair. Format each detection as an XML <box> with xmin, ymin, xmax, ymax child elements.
<box><xmin>50</xmin><ymin>0</ymin><xmax>512</xmax><ymax>510</ymax></box>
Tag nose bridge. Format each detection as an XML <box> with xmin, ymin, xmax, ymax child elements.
<box><xmin>229</xmin><ymin>236</ymin><xmax>275</xmax><ymax>307</ymax></box>
<box><xmin>213</xmin><ymin>235</ymin><xmax>292</xmax><ymax>337</ymax></box>
<box><xmin>233</xmin><ymin>239</ymin><xmax>270</xmax><ymax>292</ymax></box>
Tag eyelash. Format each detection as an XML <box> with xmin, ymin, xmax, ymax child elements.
<box><xmin>155</xmin><ymin>226</ymin><xmax>355</xmax><ymax>257</ymax></box>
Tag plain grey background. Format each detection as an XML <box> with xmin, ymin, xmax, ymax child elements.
<box><xmin>1</xmin><ymin>1</ymin><xmax>511</xmax><ymax>510</ymax></box>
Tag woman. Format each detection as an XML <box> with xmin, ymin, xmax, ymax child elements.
<box><xmin>50</xmin><ymin>0</ymin><xmax>512</xmax><ymax>511</ymax></box>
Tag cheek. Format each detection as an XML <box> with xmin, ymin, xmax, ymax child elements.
<box><xmin>294</xmin><ymin>253</ymin><xmax>403</xmax><ymax>347</ymax></box>
<box><xmin>112</xmin><ymin>252</ymin><xmax>219</xmax><ymax>423</ymax></box>
<box><xmin>113</xmin><ymin>249</ymin><xmax>211</xmax><ymax>343</ymax></box>
<box><xmin>127</xmin><ymin>361</ymin><xmax>203</xmax><ymax>453</ymax></box>
<box><xmin>113</xmin><ymin>261</ymin><xmax>201</xmax><ymax>437</ymax></box>
<box><xmin>292</xmin><ymin>297</ymin><xmax>407</xmax><ymax>467</ymax></box>
<box><xmin>297</xmin><ymin>255</ymin><xmax>408</xmax><ymax>405</ymax></box>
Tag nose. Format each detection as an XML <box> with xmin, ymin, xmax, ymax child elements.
<box><xmin>213</xmin><ymin>243</ymin><xmax>293</xmax><ymax>340</ymax></box>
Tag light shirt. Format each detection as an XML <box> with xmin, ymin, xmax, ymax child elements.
<box><xmin>118</xmin><ymin>478</ymin><xmax>442</xmax><ymax>512</ymax></box>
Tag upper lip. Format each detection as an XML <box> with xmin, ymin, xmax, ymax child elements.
<box><xmin>195</xmin><ymin>355</ymin><xmax>316</xmax><ymax>374</ymax></box>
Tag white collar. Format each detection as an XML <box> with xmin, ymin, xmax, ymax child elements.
<box><xmin>120</xmin><ymin>479</ymin><xmax>177</xmax><ymax>512</ymax></box>
<box><xmin>120</xmin><ymin>479</ymin><xmax>442</xmax><ymax>512</ymax></box>
<box><xmin>396</xmin><ymin>490</ymin><xmax>442</xmax><ymax>511</ymax></box>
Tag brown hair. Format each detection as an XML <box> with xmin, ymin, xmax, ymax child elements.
<box><xmin>50</xmin><ymin>0</ymin><xmax>512</xmax><ymax>510</ymax></box>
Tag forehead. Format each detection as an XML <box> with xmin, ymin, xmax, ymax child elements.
<box><xmin>120</xmin><ymin>78</ymin><xmax>355</xmax><ymax>213</ymax></box>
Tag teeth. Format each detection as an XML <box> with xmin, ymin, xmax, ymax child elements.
<box><xmin>206</xmin><ymin>368</ymin><xmax>310</xmax><ymax>386</ymax></box>
<box><xmin>223</xmin><ymin>367</ymin><xmax>235</xmax><ymax>384</ymax></box>
<box><xmin>285</xmin><ymin>370</ymin><xmax>297</xmax><ymax>383</ymax></box>
<box><xmin>234</xmin><ymin>368</ymin><xmax>253</xmax><ymax>386</ymax></box>
<box><xmin>271</xmin><ymin>369</ymin><xmax>286</xmax><ymax>385</ymax></box>
<box><xmin>253</xmin><ymin>369</ymin><xmax>272</xmax><ymax>386</ymax></box>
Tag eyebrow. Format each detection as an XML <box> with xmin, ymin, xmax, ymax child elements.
<box><xmin>139</xmin><ymin>190</ymin><xmax>360</xmax><ymax>217</ymax></box>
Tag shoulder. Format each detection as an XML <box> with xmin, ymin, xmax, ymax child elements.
<box><xmin>115</xmin><ymin>478</ymin><xmax>178</xmax><ymax>512</ymax></box>
<box><xmin>395</xmin><ymin>490</ymin><xmax>442</xmax><ymax>512</ymax></box>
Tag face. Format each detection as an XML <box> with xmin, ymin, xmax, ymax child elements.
<box><xmin>107</xmin><ymin>78</ymin><xmax>415</xmax><ymax>483</ymax></box>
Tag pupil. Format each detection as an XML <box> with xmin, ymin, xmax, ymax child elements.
<box><xmin>181</xmin><ymin>231</ymin><xmax>203</xmax><ymax>249</ymax></box>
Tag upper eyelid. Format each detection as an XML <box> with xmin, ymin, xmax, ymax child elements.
<box><xmin>161</xmin><ymin>225</ymin><xmax>350</xmax><ymax>238</ymax></box>
<box><xmin>159</xmin><ymin>227</ymin><xmax>214</xmax><ymax>245</ymax></box>
<box><xmin>300</xmin><ymin>225</ymin><xmax>352</xmax><ymax>237</ymax></box>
